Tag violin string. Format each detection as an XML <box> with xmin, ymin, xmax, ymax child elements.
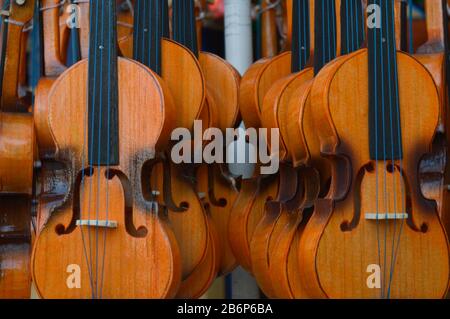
<box><xmin>348</xmin><ymin>0</ymin><xmax>351</xmax><ymax>53</ymax></box>
<box><xmin>331</xmin><ymin>0</ymin><xmax>336</xmax><ymax>58</ymax></box>
<box><xmin>372</xmin><ymin>0</ymin><xmax>384</xmax><ymax>298</ymax></box>
<box><xmin>302</xmin><ymin>0</ymin><xmax>308</xmax><ymax>68</ymax></box>
<box><xmin>320</xmin><ymin>1</ymin><xmax>325</xmax><ymax>68</ymax></box>
<box><xmin>156</xmin><ymin>0</ymin><xmax>160</xmax><ymax>75</ymax></box>
<box><xmin>383</xmin><ymin>0</ymin><xmax>400</xmax><ymax>298</ymax></box>
<box><xmin>371</xmin><ymin>0</ymin><xmax>382</xmax><ymax>298</ymax></box>
<box><xmin>94</xmin><ymin>0</ymin><xmax>107</xmax><ymax>298</ymax></box>
<box><xmin>132</xmin><ymin>0</ymin><xmax>139</xmax><ymax>60</ymax></box>
<box><xmin>326</xmin><ymin>0</ymin><xmax>330</xmax><ymax>63</ymax></box>
<box><xmin>99</xmin><ymin>0</ymin><xmax>114</xmax><ymax>299</ymax></box>
<box><xmin>408</xmin><ymin>0</ymin><xmax>413</xmax><ymax>54</ymax></box>
<box><xmin>356</xmin><ymin>0</ymin><xmax>362</xmax><ymax>51</ymax></box>
<box><xmin>141</xmin><ymin>0</ymin><xmax>146</xmax><ymax>68</ymax></box>
<box><xmin>83</xmin><ymin>0</ymin><xmax>101</xmax><ymax>299</ymax></box>
<box><xmin>387</xmin><ymin>0</ymin><xmax>407</xmax><ymax>298</ymax></box>
<box><xmin>350</xmin><ymin>0</ymin><xmax>354</xmax><ymax>52</ymax></box>
<box><xmin>148</xmin><ymin>1</ymin><xmax>153</xmax><ymax>69</ymax></box>
<box><xmin>377</xmin><ymin>0</ymin><xmax>390</xmax><ymax>299</ymax></box>
<box><xmin>297</xmin><ymin>0</ymin><xmax>302</xmax><ymax>68</ymax></box>
<box><xmin>326</xmin><ymin>0</ymin><xmax>331</xmax><ymax>62</ymax></box>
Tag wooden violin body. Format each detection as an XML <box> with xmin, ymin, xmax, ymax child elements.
<box><xmin>239</xmin><ymin>52</ymin><xmax>292</xmax><ymax>130</ymax></box>
<box><xmin>228</xmin><ymin>51</ymin><xmax>292</xmax><ymax>273</ymax></box>
<box><xmin>197</xmin><ymin>51</ymin><xmax>241</xmax><ymax>275</ymax></box>
<box><xmin>0</xmin><ymin>195</ymin><xmax>32</xmax><ymax>298</ymax></box>
<box><xmin>299</xmin><ymin>49</ymin><xmax>450</xmax><ymax>298</ymax></box>
<box><xmin>0</xmin><ymin>114</ymin><xmax>35</xmax><ymax>194</ymax></box>
<box><xmin>32</xmin><ymin>58</ymin><xmax>181</xmax><ymax>298</ymax></box>
<box><xmin>0</xmin><ymin>0</ymin><xmax>36</xmax><ymax>299</ymax></box>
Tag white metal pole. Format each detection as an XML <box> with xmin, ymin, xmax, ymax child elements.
<box><xmin>224</xmin><ymin>0</ymin><xmax>253</xmax><ymax>75</ymax></box>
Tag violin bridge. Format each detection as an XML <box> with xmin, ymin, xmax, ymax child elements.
<box><xmin>365</xmin><ymin>213</ymin><xmax>408</xmax><ymax>220</ymax></box>
<box><xmin>76</xmin><ymin>220</ymin><xmax>118</xmax><ymax>228</ymax></box>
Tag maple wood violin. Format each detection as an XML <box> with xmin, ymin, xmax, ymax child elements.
<box><xmin>299</xmin><ymin>0</ymin><xmax>449</xmax><ymax>298</ymax></box>
<box><xmin>32</xmin><ymin>0</ymin><xmax>181</xmax><ymax>298</ymax></box>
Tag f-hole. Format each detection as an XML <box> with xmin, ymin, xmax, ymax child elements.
<box><xmin>55</xmin><ymin>167</ymin><xmax>148</xmax><ymax>238</ymax></box>
<box><xmin>107</xmin><ymin>169</ymin><xmax>148</xmax><ymax>238</ymax></box>
<box><xmin>162</xmin><ymin>160</ymin><xmax>189</xmax><ymax>212</ymax></box>
<box><xmin>142</xmin><ymin>158</ymin><xmax>189</xmax><ymax>212</ymax></box>
<box><xmin>394</xmin><ymin>164</ymin><xmax>426</xmax><ymax>233</ymax></box>
<box><xmin>207</xmin><ymin>165</ymin><xmax>227</xmax><ymax>208</ymax></box>
<box><xmin>55</xmin><ymin>168</ymin><xmax>93</xmax><ymax>235</ymax></box>
<box><xmin>340</xmin><ymin>163</ymin><xmax>369</xmax><ymax>232</ymax></box>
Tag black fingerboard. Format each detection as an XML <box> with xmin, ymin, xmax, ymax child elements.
<box><xmin>367</xmin><ymin>0</ymin><xmax>403</xmax><ymax>160</ymax></box>
<box><xmin>314</xmin><ymin>0</ymin><xmax>337</xmax><ymax>74</ymax></box>
<box><xmin>88</xmin><ymin>0</ymin><xmax>119</xmax><ymax>166</ymax></box>
<box><xmin>29</xmin><ymin>0</ymin><xmax>44</xmax><ymax>89</ymax></box>
<box><xmin>133</xmin><ymin>0</ymin><xmax>169</xmax><ymax>75</ymax></box>
<box><xmin>0</xmin><ymin>2</ymin><xmax>10</xmax><ymax>97</ymax></box>
<box><xmin>291</xmin><ymin>0</ymin><xmax>311</xmax><ymax>72</ymax></box>
<box><xmin>340</xmin><ymin>0</ymin><xmax>365</xmax><ymax>55</ymax></box>
<box><xmin>172</xmin><ymin>0</ymin><xmax>198</xmax><ymax>57</ymax></box>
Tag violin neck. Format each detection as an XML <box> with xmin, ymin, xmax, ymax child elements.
<box><xmin>313</xmin><ymin>0</ymin><xmax>337</xmax><ymax>74</ymax></box>
<box><xmin>0</xmin><ymin>0</ymin><xmax>35</xmax><ymax>112</ymax></box>
<box><xmin>261</xmin><ymin>0</ymin><xmax>278</xmax><ymax>58</ymax></box>
<box><xmin>87</xmin><ymin>0</ymin><xmax>119</xmax><ymax>166</ymax></box>
<box><xmin>172</xmin><ymin>0</ymin><xmax>199</xmax><ymax>57</ymax></box>
<box><xmin>42</xmin><ymin>0</ymin><xmax>65</xmax><ymax>76</ymax></box>
<box><xmin>367</xmin><ymin>0</ymin><xmax>403</xmax><ymax>160</ymax></box>
<box><xmin>67</xmin><ymin>0</ymin><xmax>82</xmax><ymax>66</ymax></box>
<box><xmin>425</xmin><ymin>0</ymin><xmax>447</xmax><ymax>51</ymax></box>
<box><xmin>132</xmin><ymin>0</ymin><xmax>169</xmax><ymax>75</ymax></box>
<box><xmin>340</xmin><ymin>0</ymin><xmax>365</xmax><ymax>55</ymax></box>
<box><xmin>291</xmin><ymin>0</ymin><xmax>312</xmax><ymax>72</ymax></box>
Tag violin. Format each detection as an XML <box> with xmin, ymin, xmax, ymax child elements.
<box><xmin>414</xmin><ymin>0</ymin><xmax>447</xmax><ymax>218</ymax></box>
<box><xmin>171</xmin><ymin>0</ymin><xmax>224</xmax><ymax>297</ymax></box>
<box><xmin>229</xmin><ymin>4</ymin><xmax>293</xmax><ymax>273</ymax></box>
<box><xmin>36</xmin><ymin>0</ymin><xmax>136</xmax><ymax>159</ymax></box>
<box><xmin>34</xmin><ymin>0</ymin><xmax>68</xmax><ymax>159</ymax></box>
<box><xmin>299</xmin><ymin>0</ymin><xmax>449</xmax><ymax>298</ymax></box>
<box><xmin>193</xmin><ymin>0</ymin><xmax>242</xmax><ymax>277</ymax></box>
<box><xmin>0</xmin><ymin>0</ymin><xmax>36</xmax><ymax>298</ymax></box>
<box><xmin>250</xmin><ymin>0</ymin><xmax>316</xmax><ymax>297</ymax></box>
<box><xmin>268</xmin><ymin>0</ymin><xmax>365</xmax><ymax>299</ymax></box>
<box><xmin>32</xmin><ymin>0</ymin><xmax>181</xmax><ymax>298</ymax></box>
<box><xmin>127</xmin><ymin>0</ymin><xmax>213</xmax><ymax>298</ymax></box>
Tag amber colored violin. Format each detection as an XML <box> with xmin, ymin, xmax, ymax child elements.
<box><xmin>299</xmin><ymin>0</ymin><xmax>449</xmax><ymax>298</ymax></box>
<box><xmin>34</xmin><ymin>0</ymin><xmax>68</xmax><ymax>159</ymax></box>
<box><xmin>170</xmin><ymin>0</ymin><xmax>223</xmax><ymax>297</ymax></box>
<box><xmin>125</xmin><ymin>0</ymin><xmax>213</xmax><ymax>298</ymax></box>
<box><xmin>250</xmin><ymin>0</ymin><xmax>314</xmax><ymax>298</ymax></box>
<box><xmin>0</xmin><ymin>0</ymin><xmax>35</xmax><ymax>299</ymax></box>
<box><xmin>414</xmin><ymin>0</ymin><xmax>448</xmax><ymax>221</ymax></box>
<box><xmin>36</xmin><ymin>0</ymin><xmax>136</xmax><ymax>159</ymax></box>
<box><xmin>32</xmin><ymin>0</ymin><xmax>181</xmax><ymax>298</ymax></box>
<box><xmin>194</xmin><ymin>0</ymin><xmax>242</xmax><ymax>277</ymax></box>
<box><xmin>228</xmin><ymin>10</ymin><xmax>293</xmax><ymax>273</ymax></box>
<box><xmin>268</xmin><ymin>0</ymin><xmax>365</xmax><ymax>299</ymax></box>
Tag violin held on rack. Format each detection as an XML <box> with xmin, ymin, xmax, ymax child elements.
<box><xmin>32</xmin><ymin>0</ymin><xmax>181</xmax><ymax>298</ymax></box>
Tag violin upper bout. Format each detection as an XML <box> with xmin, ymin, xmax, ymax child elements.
<box><xmin>47</xmin><ymin>58</ymin><xmax>168</xmax><ymax>166</ymax></box>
